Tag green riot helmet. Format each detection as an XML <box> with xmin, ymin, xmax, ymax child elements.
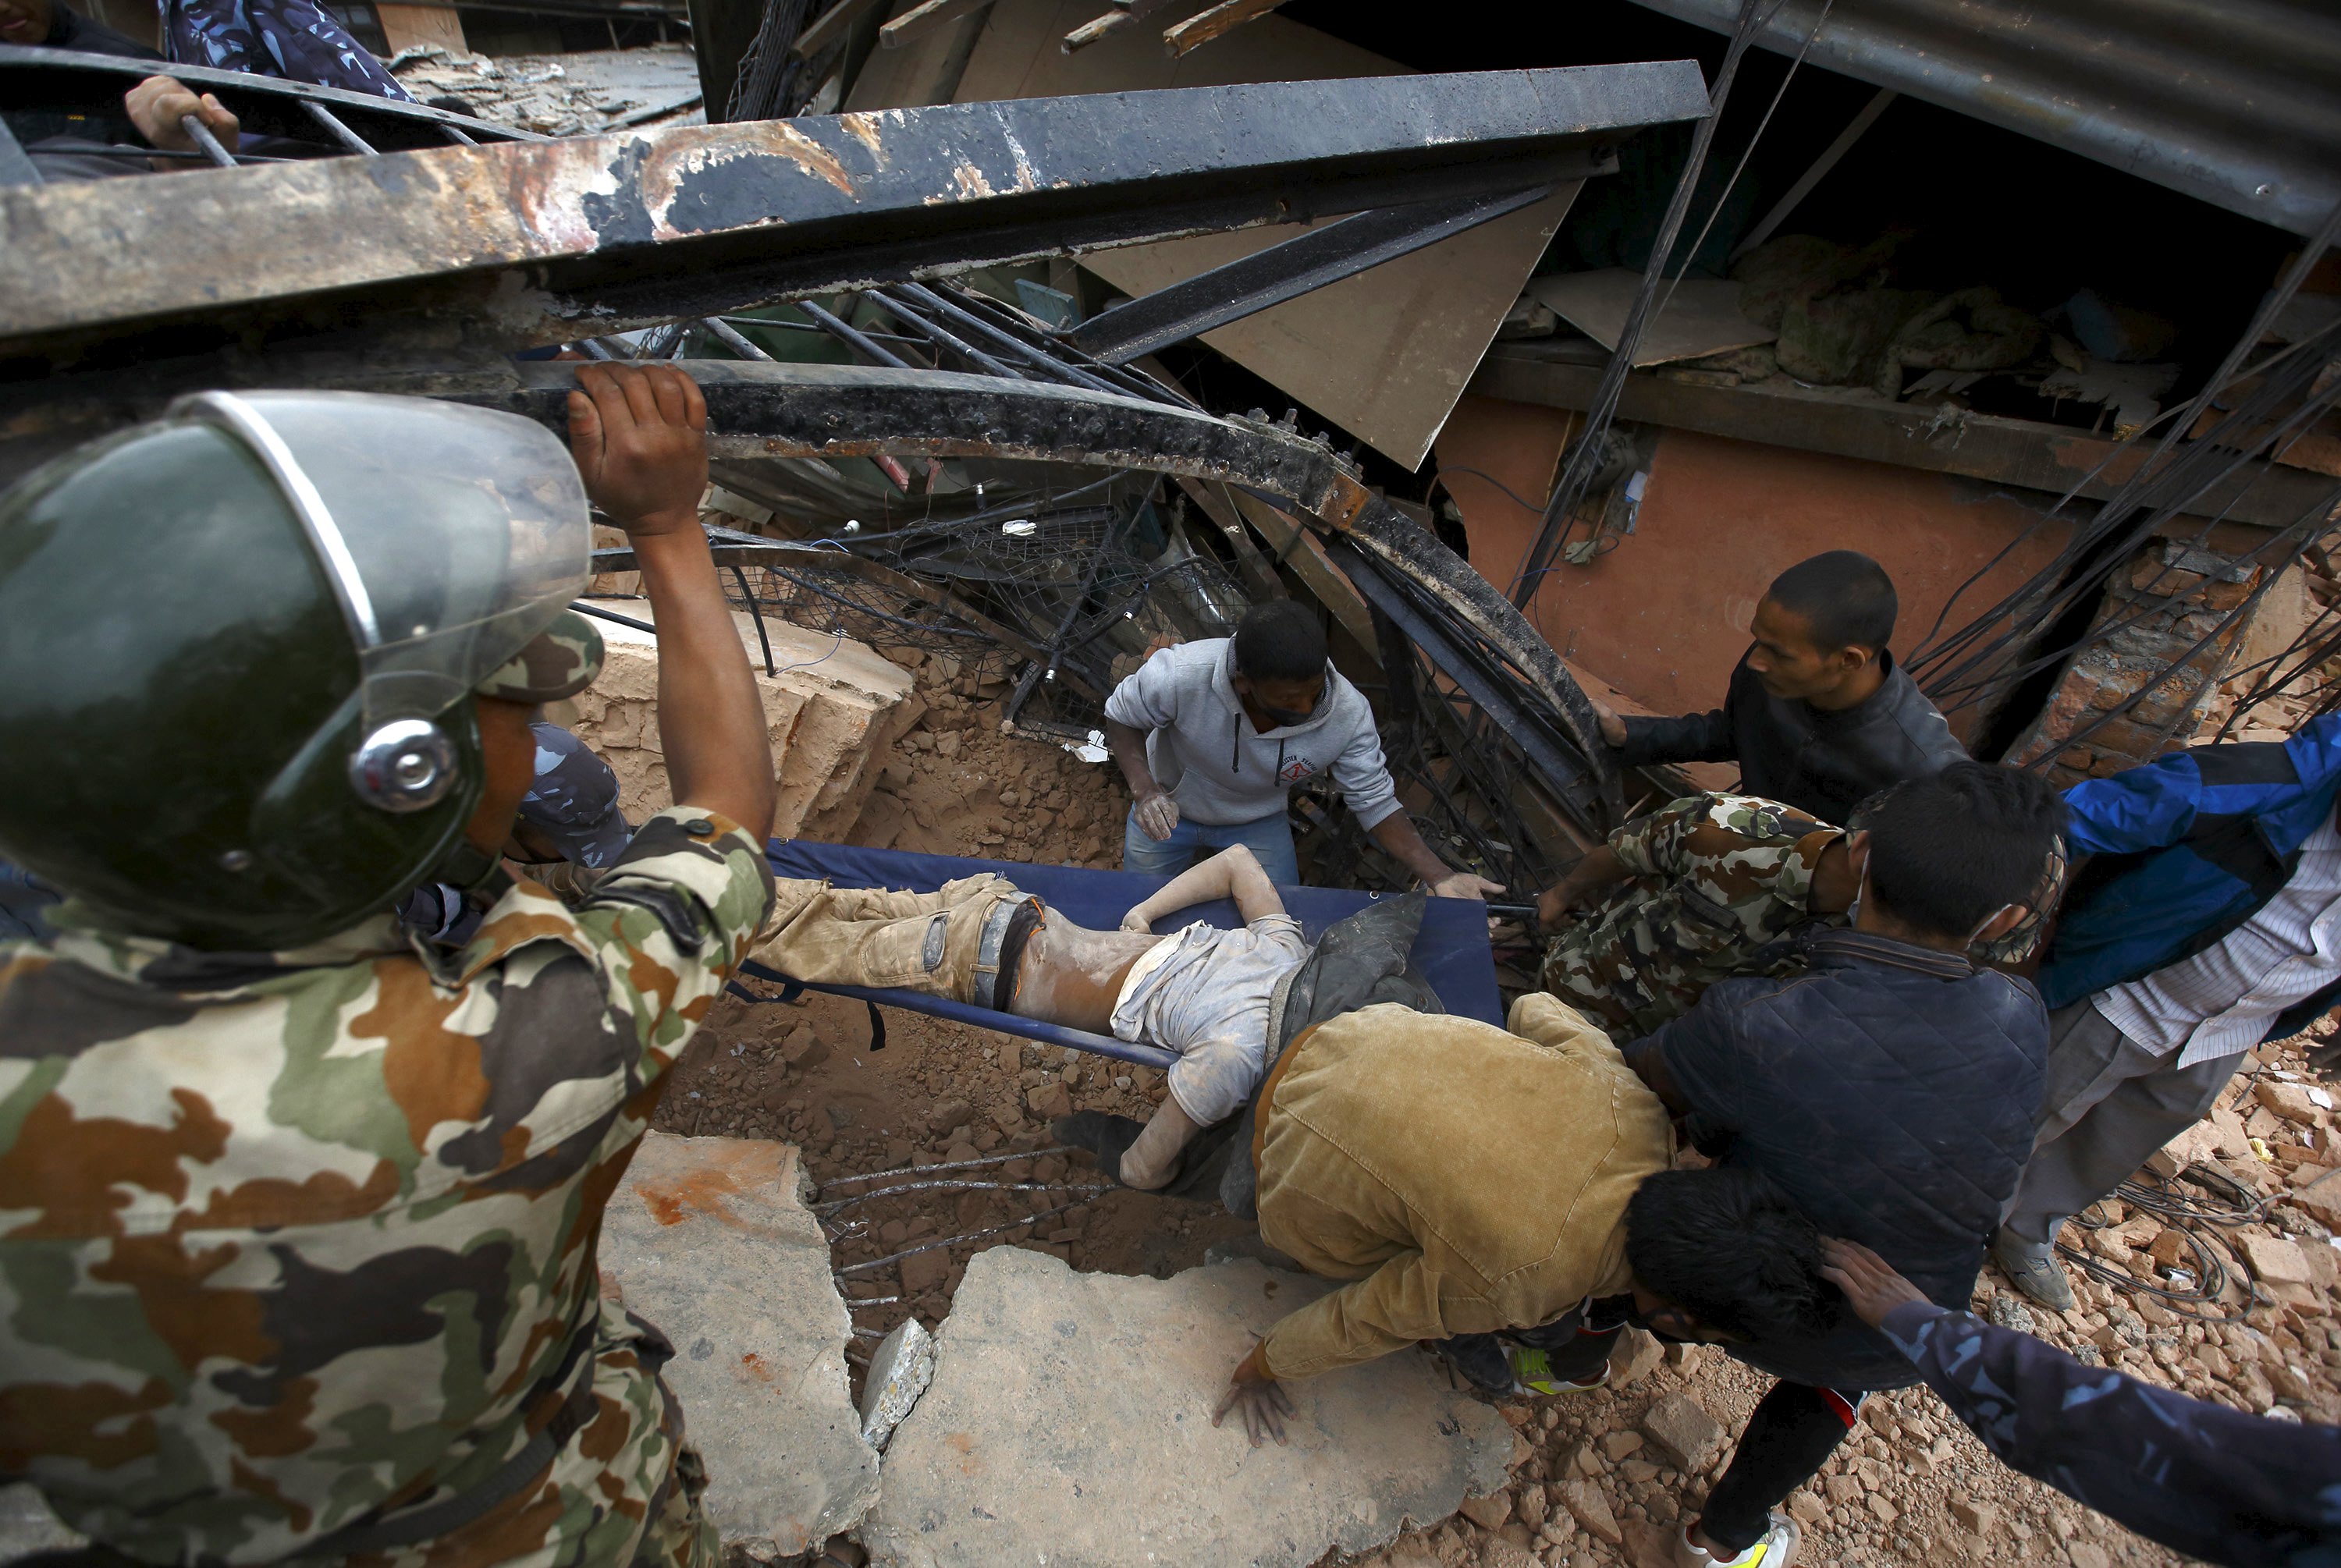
<box><xmin>0</xmin><ymin>390</ymin><xmax>593</xmax><ymax>950</ymax></box>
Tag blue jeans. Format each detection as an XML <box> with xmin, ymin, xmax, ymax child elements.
<box><xmin>1120</xmin><ymin>804</ymin><xmax>1298</xmax><ymax>885</ymax></box>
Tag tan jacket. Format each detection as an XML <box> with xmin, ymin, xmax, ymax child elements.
<box><xmin>1253</xmin><ymin>994</ymin><xmax>1674</xmax><ymax>1380</ymax></box>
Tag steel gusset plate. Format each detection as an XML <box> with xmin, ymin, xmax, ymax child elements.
<box><xmin>0</xmin><ymin>61</ymin><xmax>1707</xmax><ymax>373</ymax></box>
<box><xmin>466</xmin><ymin>360</ymin><xmax>1622</xmax><ymax>835</ymax></box>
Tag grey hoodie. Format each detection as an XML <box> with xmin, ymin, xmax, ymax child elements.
<box><xmin>1102</xmin><ymin>638</ymin><xmax>1401</xmax><ymax>829</ymax></box>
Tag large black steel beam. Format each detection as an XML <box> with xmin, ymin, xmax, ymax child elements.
<box><xmin>456</xmin><ymin>360</ymin><xmax>1622</xmax><ymax>834</ymax></box>
<box><xmin>1067</xmin><ymin>181</ymin><xmax>1568</xmax><ymax>365</ymax></box>
<box><xmin>0</xmin><ymin>62</ymin><xmax>1706</xmax><ymax>375</ymax></box>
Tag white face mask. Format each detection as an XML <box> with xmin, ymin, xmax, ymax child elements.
<box><xmin>1966</xmin><ymin>903</ymin><xmax>2023</xmax><ymax>949</ymax></box>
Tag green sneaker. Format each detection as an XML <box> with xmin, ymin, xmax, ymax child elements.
<box><xmin>1510</xmin><ymin>1346</ymin><xmax>1611</xmax><ymax>1396</ymax></box>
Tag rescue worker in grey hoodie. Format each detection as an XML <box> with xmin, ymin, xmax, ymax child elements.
<box><xmin>1103</xmin><ymin>601</ymin><xmax>1502</xmax><ymax>898</ymax></box>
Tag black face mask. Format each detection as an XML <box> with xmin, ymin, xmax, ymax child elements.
<box><xmin>1253</xmin><ymin>699</ymin><xmax>1316</xmax><ymax>728</ymax></box>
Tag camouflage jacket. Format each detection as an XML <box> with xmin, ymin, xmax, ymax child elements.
<box><xmin>1542</xmin><ymin>793</ymin><xmax>2062</xmax><ymax>1043</ymax></box>
<box><xmin>0</xmin><ymin>807</ymin><xmax>774</xmax><ymax>1568</ymax></box>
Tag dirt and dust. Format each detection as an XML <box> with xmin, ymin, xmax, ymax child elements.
<box><xmin>654</xmin><ymin>647</ymin><xmax>2341</xmax><ymax>1568</ymax></box>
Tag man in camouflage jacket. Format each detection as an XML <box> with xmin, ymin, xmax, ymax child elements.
<box><xmin>1540</xmin><ymin>790</ymin><xmax>2064</xmax><ymax>1042</ymax></box>
<box><xmin>0</xmin><ymin>365</ymin><xmax>778</xmax><ymax>1566</ymax></box>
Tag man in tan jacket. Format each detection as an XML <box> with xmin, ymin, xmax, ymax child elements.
<box><xmin>1215</xmin><ymin>994</ymin><xmax>1840</xmax><ymax>1443</ymax></box>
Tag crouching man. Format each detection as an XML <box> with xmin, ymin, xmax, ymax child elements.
<box><xmin>751</xmin><ymin>844</ymin><xmax>1306</xmax><ymax>1188</ymax></box>
<box><xmin>1211</xmin><ymin>995</ymin><xmax>1839</xmax><ymax>1451</ymax></box>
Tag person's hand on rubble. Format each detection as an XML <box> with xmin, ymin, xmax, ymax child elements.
<box><xmin>125</xmin><ymin>76</ymin><xmax>240</xmax><ymax>156</ymax></box>
<box><xmin>1212</xmin><ymin>1343</ymin><xmax>1296</xmax><ymax>1448</ymax></box>
<box><xmin>1430</xmin><ymin>870</ymin><xmax>1504</xmax><ymax>901</ymax></box>
<box><xmin>1586</xmin><ymin>695</ymin><xmax>1628</xmax><ymax>749</ymax></box>
<box><xmin>1133</xmin><ymin>789</ymin><xmax>1180</xmax><ymax>843</ymax></box>
<box><xmin>568</xmin><ymin>364</ymin><xmax>709</xmax><ymax>536</ymax></box>
<box><xmin>1818</xmin><ymin>1237</ymin><xmax>1927</xmax><ymax>1329</ymax></box>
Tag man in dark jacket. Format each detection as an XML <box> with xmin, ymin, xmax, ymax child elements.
<box><xmin>1823</xmin><ymin>1237</ymin><xmax>2340</xmax><ymax>1568</ymax></box>
<box><xmin>1618</xmin><ymin>762</ymin><xmax>2065</xmax><ymax>1568</ymax></box>
<box><xmin>1995</xmin><ymin>715</ymin><xmax>2341</xmax><ymax>1310</ymax></box>
<box><xmin>1590</xmin><ymin>551</ymin><xmax>1966</xmax><ymax>825</ymax></box>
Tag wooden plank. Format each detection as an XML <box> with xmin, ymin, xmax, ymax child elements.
<box><xmin>881</xmin><ymin>0</ymin><xmax>992</xmax><ymax>47</ymax></box>
<box><xmin>1172</xmin><ymin>474</ymin><xmax>1286</xmax><ymax>600</ymax></box>
<box><xmin>374</xmin><ymin>2</ymin><xmax>466</xmax><ymax>55</ymax></box>
<box><xmin>1160</xmin><ymin>0</ymin><xmax>1287</xmax><ymax>57</ymax></box>
<box><xmin>794</xmin><ymin>0</ymin><xmax>888</xmax><ymax>56</ymax></box>
<box><xmin>1470</xmin><ymin>345</ymin><xmax>2334</xmax><ymax>530</ymax></box>
<box><xmin>1226</xmin><ymin>488</ymin><xmax>1377</xmax><ymax>653</ymax></box>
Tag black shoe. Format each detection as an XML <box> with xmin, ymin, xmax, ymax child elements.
<box><xmin>1050</xmin><ymin>1112</ymin><xmax>1167</xmax><ymax>1188</ymax></box>
<box><xmin>1437</xmin><ymin>1332</ymin><xmax>1516</xmax><ymax>1395</ymax></box>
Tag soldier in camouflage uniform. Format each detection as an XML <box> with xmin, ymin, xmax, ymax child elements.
<box><xmin>0</xmin><ymin>365</ymin><xmax>778</xmax><ymax>1566</ymax></box>
<box><xmin>1539</xmin><ymin>789</ymin><xmax>2066</xmax><ymax>1042</ymax></box>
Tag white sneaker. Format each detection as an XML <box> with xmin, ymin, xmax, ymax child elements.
<box><xmin>1670</xmin><ymin>1512</ymin><xmax>1800</xmax><ymax>1568</ymax></box>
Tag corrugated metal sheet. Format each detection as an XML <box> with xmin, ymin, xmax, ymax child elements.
<box><xmin>1629</xmin><ymin>0</ymin><xmax>2341</xmax><ymax>235</ymax></box>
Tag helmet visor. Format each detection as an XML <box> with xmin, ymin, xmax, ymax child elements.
<box><xmin>169</xmin><ymin>390</ymin><xmax>591</xmax><ymax>730</ymax></box>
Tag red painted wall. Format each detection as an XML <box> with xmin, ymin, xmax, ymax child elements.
<box><xmin>1434</xmin><ymin>394</ymin><xmax>2074</xmax><ymax>740</ymax></box>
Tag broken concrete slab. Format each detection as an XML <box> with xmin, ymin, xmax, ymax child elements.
<box><xmin>599</xmin><ymin>1132</ymin><xmax>879</xmax><ymax>1560</ymax></box>
<box><xmin>864</xmin><ymin>1247</ymin><xmax>1522</xmax><ymax>1568</ymax></box>
<box><xmin>560</xmin><ymin>608</ymin><xmax>916</xmax><ymax>838</ymax></box>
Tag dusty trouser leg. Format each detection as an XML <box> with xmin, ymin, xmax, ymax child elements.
<box><xmin>1119</xmin><ymin>1098</ymin><xmax>1202</xmax><ymax>1190</ymax></box>
<box><xmin>1696</xmin><ymin>1382</ymin><xmax>1864</xmax><ymax>1555</ymax></box>
<box><xmin>749</xmin><ymin>874</ymin><xmax>1029</xmax><ymax>1000</ymax></box>
<box><xmin>2001</xmin><ymin>1041</ymin><xmax>2236</xmax><ymax>1250</ymax></box>
<box><xmin>1438</xmin><ymin>1299</ymin><xmax>1624</xmax><ymax>1394</ymax></box>
<box><xmin>1999</xmin><ymin>1001</ymin><xmax>2237</xmax><ymax>1251</ymax></box>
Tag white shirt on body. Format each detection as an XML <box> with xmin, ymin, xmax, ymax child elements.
<box><xmin>1110</xmin><ymin>914</ymin><xmax>1310</xmax><ymax>1124</ymax></box>
<box><xmin>2094</xmin><ymin>811</ymin><xmax>2341</xmax><ymax>1067</ymax></box>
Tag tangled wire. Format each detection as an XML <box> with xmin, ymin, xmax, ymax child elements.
<box><xmin>2055</xmin><ymin>1163</ymin><xmax>2272</xmax><ymax>1321</ymax></box>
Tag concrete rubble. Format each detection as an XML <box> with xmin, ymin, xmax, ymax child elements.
<box><xmin>559</xmin><ymin>609</ymin><xmax>920</xmax><ymax>840</ymax></box>
<box><xmin>599</xmin><ymin>1132</ymin><xmax>881</xmax><ymax>1561</ymax></box>
<box><xmin>862</xmin><ymin>1247</ymin><xmax>1524</xmax><ymax>1568</ymax></box>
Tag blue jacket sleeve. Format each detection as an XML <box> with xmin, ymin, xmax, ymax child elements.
<box><xmin>1884</xmin><ymin>1302</ymin><xmax>2341</xmax><ymax>1568</ymax></box>
<box><xmin>2059</xmin><ymin>749</ymin><xmax>2207</xmax><ymax>859</ymax></box>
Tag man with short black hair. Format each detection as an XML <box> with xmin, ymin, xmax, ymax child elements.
<box><xmin>1590</xmin><ymin>550</ymin><xmax>1966</xmax><ymax>824</ymax></box>
<box><xmin>1103</xmin><ymin>600</ymin><xmax>1501</xmax><ymax>896</ymax></box>
<box><xmin>1615</xmin><ymin>761</ymin><xmax>2063</xmax><ymax>1568</ymax></box>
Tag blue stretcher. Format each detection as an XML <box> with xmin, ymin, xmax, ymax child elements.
<box><xmin>736</xmin><ymin>840</ymin><xmax>1504</xmax><ymax>1070</ymax></box>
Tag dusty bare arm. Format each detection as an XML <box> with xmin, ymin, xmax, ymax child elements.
<box><xmin>1107</xmin><ymin>718</ymin><xmax>1179</xmax><ymax>841</ymax></box>
<box><xmin>568</xmin><ymin>365</ymin><xmax>776</xmax><ymax>841</ymax></box>
<box><xmin>1121</xmin><ymin>844</ymin><xmax>1284</xmax><ymax>931</ymax></box>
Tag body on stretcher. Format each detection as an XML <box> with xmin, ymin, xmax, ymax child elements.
<box><xmin>730</xmin><ymin>839</ymin><xmax>1504</xmax><ymax>1070</ymax></box>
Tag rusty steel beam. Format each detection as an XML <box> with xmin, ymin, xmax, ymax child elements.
<box><xmin>0</xmin><ymin>62</ymin><xmax>1706</xmax><ymax>375</ymax></box>
<box><xmin>458</xmin><ymin>360</ymin><xmax>1623</xmax><ymax>832</ymax></box>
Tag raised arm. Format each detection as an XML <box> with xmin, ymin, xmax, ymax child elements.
<box><xmin>1121</xmin><ymin>844</ymin><xmax>1284</xmax><ymax>931</ymax></box>
<box><xmin>568</xmin><ymin>365</ymin><xmax>776</xmax><ymax>842</ymax></box>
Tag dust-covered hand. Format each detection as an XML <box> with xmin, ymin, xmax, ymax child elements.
<box><xmin>1120</xmin><ymin>908</ymin><xmax>1157</xmax><ymax>934</ymax></box>
<box><xmin>1588</xmin><ymin>696</ymin><xmax>1628</xmax><ymax>749</ymax></box>
<box><xmin>1818</xmin><ymin>1237</ymin><xmax>1927</xmax><ymax>1329</ymax></box>
<box><xmin>567</xmin><ymin>364</ymin><xmax>709</xmax><ymax>536</ymax></box>
<box><xmin>1211</xmin><ymin>1344</ymin><xmax>1296</xmax><ymax>1448</ymax></box>
<box><xmin>1431</xmin><ymin>871</ymin><xmax>1504</xmax><ymax>901</ymax></box>
<box><xmin>125</xmin><ymin>76</ymin><xmax>240</xmax><ymax>154</ymax></box>
<box><xmin>1133</xmin><ymin>789</ymin><xmax>1180</xmax><ymax>843</ymax></box>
